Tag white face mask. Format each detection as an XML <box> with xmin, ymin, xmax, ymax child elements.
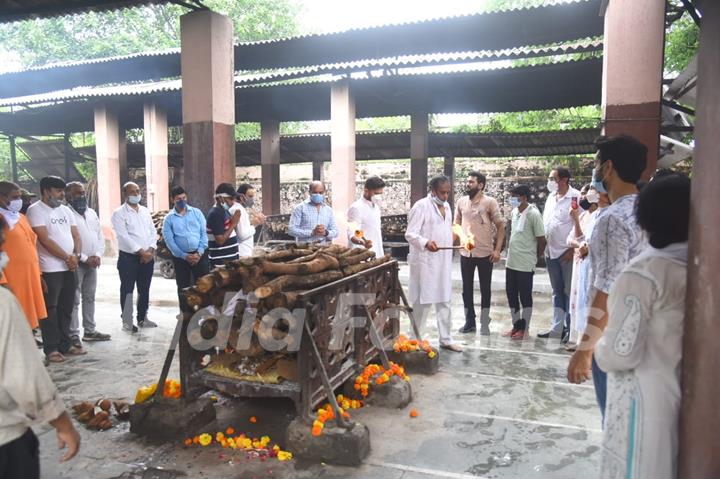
<box><xmin>8</xmin><ymin>198</ymin><xmax>22</xmax><ymax>213</ymax></box>
<box><xmin>0</xmin><ymin>251</ymin><xmax>9</xmax><ymax>272</ymax></box>
<box><xmin>547</xmin><ymin>180</ymin><xmax>558</xmax><ymax>193</ymax></box>
<box><xmin>371</xmin><ymin>194</ymin><xmax>382</xmax><ymax>204</ymax></box>
<box><xmin>585</xmin><ymin>189</ymin><xmax>600</xmax><ymax>204</ymax></box>
<box><xmin>432</xmin><ymin>195</ymin><xmax>445</xmax><ymax>206</ymax></box>
<box><xmin>128</xmin><ymin>194</ymin><xmax>142</xmax><ymax>205</ymax></box>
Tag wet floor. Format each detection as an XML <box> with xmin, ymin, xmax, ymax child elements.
<box><xmin>38</xmin><ymin>261</ymin><xmax>601</xmax><ymax>478</ymax></box>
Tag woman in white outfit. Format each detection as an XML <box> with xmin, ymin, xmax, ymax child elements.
<box><xmin>595</xmin><ymin>174</ymin><xmax>690</xmax><ymax>479</ymax></box>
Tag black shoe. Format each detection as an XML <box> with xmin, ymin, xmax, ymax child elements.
<box><xmin>561</xmin><ymin>329</ymin><xmax>570</xmax><ymax>344</ymax></box>
<box><xmin>70</xmin><ymin>335</ymin><xmax>83</xmax><ymax>349</ymax></box>
<box><xmin>537</xmin><ymin>330</ymin><xmax>561</xmax><ymax>339</ymax></box>
<box><xmin>459</xmin><ymin>324</ymin><xmax>477</xmax><ymax>334</ymax></box>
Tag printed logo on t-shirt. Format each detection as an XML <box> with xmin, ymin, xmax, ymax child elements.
<box><xmin>50</xmin><ymin>216</ymin><xmax>68</xmax><ymax>225</ymax></box>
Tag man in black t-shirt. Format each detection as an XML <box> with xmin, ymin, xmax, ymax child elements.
<box><xmin>206</xmin><ymin>183</ymin><xmax>241</xmax><ymax>266</ymax></box>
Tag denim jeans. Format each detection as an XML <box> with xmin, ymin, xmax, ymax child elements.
<box><xmin>592</xmin><ymin>354</ymin><xmax>607</xmax><ymax>424</ymax></box>
<box><xmin>40</xmin><ymin>270</ymin><xmax>77</xmax><ymax>355</ymax></box>
<box><xmin>545</xmin><ymin>255</ymin><xmax>573</xmax><ymax>334</ymax></box>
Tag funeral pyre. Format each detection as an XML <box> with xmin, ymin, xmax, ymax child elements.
<box><xmin>178</xmin><ymin>242</ymin><xmax>400</xmax><ymax>418</ymax></box>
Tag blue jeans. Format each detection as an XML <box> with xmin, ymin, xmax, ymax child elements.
<box><xmin>592</xmin><ymin>354</ymin><xmax>607</xmax><ymax>423</ymax></box>
<box><xmin>545</xmin><ymin>255</ymin><xmax>573</xmax><ymax>333</ymax></box>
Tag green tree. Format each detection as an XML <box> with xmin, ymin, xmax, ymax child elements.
<box><xmin>0</xmin><ymin>0</ymin><xmax>301</xmax><ymax>68</ymax></box>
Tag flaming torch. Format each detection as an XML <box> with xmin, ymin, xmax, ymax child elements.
<box><xmin>438</xmin><ymin>224</ymin><xmax>476</xmax><ymax>251</ymax></box>
<box><xmin>347</xmin><ymin>221</ymin><xmax>371</xmax><ymax>249</ymax></box>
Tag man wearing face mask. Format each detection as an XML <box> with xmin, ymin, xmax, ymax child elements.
<box><xmin>454</xmin><ymin>171</ymin><xmax>506</xmax><ymax>335</ymax></box>
<box><xmin>0</xmin><ymin>181</ymin><xmax>47</xmax><ymax>333</ymax></box>
<box><xmin>112</xmin><ymin>182</ymin><xmax>158</xmax><ymax>333</ymax></box>
<box><xmin>27</xmin><ymin>176</ymin><xmax>84</xmax><ymax>362</ymax></box>
<box><xmin>288</xmin><ymin>181</ymin><xmax>338</xmax><ymax>244</ymax></box>
<box><xmin>539</xmin><ymin>166</ymin><xmax>581</xmax><ymax>342</ymax></box>
<box><xmin>162</xmin><ymin>186</ymin><xmax>209</xmax><ymax>312</ymax></box>
<box><xmin>232</xmin><ymin>183</ymin><xmax>265</xmax><ymax>257</ymax></box>
<box><xmin>566</xmin><ymin>135</ymin><xmax>649</xmax><ymax>421</ymax></box>
<box><xmin>66</xmin><ymin>182</ymin><xmax>110</xmax><ymax>346</ymax></box>
<box><xmin>347</xmin><ymin>176</ymin><xmax>385</xmax><ymax>257</ymax></box>
<box><xmin>405</xmin><ymin>175</ymin><xmax>462</xmax><ymax>353</ymax></box>
<box><xmin>206</xmin><ymin>183</ymin><xmax>241</xmax><ymax>266</ymax></box>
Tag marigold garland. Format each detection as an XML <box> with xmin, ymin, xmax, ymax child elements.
<box><xmin>311</xmin><ymin>362</ymin><xmax>410</xmax><ymax>437</ymax></box>
<box><xmin>393</xmin><ymin>335</ymin><xmax>436</xmax><ymax>358</ymax></box>
<box><xmin>134</xmin><ymin>379</ymin><xmax>182</xmax><ymax>404</ymax></box>
<box><xmin>183</xmin><ymin>426</ymin><xmax>293</xmax><ymax>461</ymax></box>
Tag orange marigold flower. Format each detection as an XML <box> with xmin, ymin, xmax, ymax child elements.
<box><xmin>249</xmin><ymin>416</ymin><xmax>257</xmax><ymax>423</ymax></box>
<box><xmin>184</xmin><ymin>438</ymin><xmax>193</xmax><ymax>446</ymax></box>
<box><xmin>312</xmin><ymin>426</ymin><xmax>323</xmax><ymax>436</ymax></box>
<box><xmin>410</xmin><ymin>409</ymin><xmax>418</xmax><ymax>418</ymax></box>
<box><xmin>226</xmin><ymin>426</ymin><xmax>235</xmax><ymax>435</ymax></box>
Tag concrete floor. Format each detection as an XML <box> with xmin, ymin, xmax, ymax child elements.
<box><xmin>38</xmin><ymin>260</ymin><xmax>601</xmax><ymax>479</ymax></box>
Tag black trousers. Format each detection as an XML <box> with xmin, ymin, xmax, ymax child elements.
<box><xmin>460</xmin><ymin>255</ymin><xmax>493</xmax><ymax>325</ymax></box>
<box><xmin>0</xmin><ymin>429</ymin><xmax>40</xmax><ymax>479</ymax></box>
<box><xmin>505</xmin><ymin>268</ymin><xmax>534</xmax><ymax>331</ymax></box>
<box><xmin>173</xmin><ymin>253</ymin><xmax>210</xmax><ymax>313</ymax></box>
<box><xmin>117</xmin><ymin>251</ymin><xmax>154</xmax><ymax>323</ymax></box>
<box><xmin>40</xmin><ymin>270</ymin><xmax>77</xmax><ymax>356</ymax></box>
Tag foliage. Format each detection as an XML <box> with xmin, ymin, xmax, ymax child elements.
<box><xmin>0</xmin><ymin>0</ymin><xmax>301</xmax><ymax>68</ymax></box>
<box><xmin>664</xmin><ymin>14</ymin><xmax>699</xmax><ymax>74</ymax></box>
<box><xmin>451</xmin><ymin>106</ymin><xmax>601</xmax><ymax>134</ymax></box>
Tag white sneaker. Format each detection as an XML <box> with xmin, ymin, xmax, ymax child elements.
<box><xmin>138</xmin><ymin>318</ymin><xmax>158</xmax><ymax>328</ymax></box>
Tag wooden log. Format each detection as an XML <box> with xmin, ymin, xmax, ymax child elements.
<box><xmin>258</xmin><ymin>253</ymin><xmax>339</xmax><ymax>276</ymax></box>
<box><xmin>342</xmin><ymin>255</ymin><xmax>392</xmax><ymax>276</ymax></box>
<box><xmin>254</xmin><ymin>270</ymin><xmax>344</xmax><ymax>299</ymax></box>
<box><xmin>339</xmin><ymin>247</ymin><xmax>366</xmax><ymax>258</ymax></box>
<box><xmin>338</xmin><ymin>250</ymin><xmax>376</xmax><ymax>267</ymax></box>
<box><xmin>264</xmin><ymin>292</ymin><xmax>301</xmax><ymax>310</ymax></box>
<box><xmin>183</xmin><ymin>287</ymin><xmax>209</xmax><ymax>310</ymax></box>
<box><xmin>194</xmin><ymin>273</ymin><xmax>217</xmax><ymax>294</ymax></box>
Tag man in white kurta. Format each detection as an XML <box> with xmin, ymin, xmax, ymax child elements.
<box><xmin>347</xmin><ymin>176</ymin><xmax>385</xmax><ymax>257</ymax></box>
<box><xmin>404</xmin><ymin>176</ymin><xmax>461</xmax><ymax>352</ymax></box>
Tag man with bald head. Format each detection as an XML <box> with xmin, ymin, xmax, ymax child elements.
<box><xmin>288</xmin><ymin>181</ymin><xmax>338</xmax><ymax>244</ymax></box>
<box><xmin>111</xmin><ymin>182</ymin><xmax>157</xmax><ymax>333</ymax></box>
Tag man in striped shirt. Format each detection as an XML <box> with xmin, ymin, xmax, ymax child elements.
<box><xmin>206</xmin><ymin>183</ymin><xmax>241</xmax><ymax>266</ymax></box>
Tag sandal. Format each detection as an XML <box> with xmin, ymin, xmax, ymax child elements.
<box><xmin>47</xmin><ymin>351</ymin><xmax>66</xmax><ymax>363</ymax></box>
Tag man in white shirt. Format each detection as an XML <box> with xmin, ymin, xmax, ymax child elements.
<box><xmin>232</xmin><ymin>183</ymin><xmax>265</xmax><ymax>257</ymax></box>
<box><xmin>538</xmin><ymin>166</ymin><xmax>580</xmax><ymax>341</ymax></box>
<box><xmin>347</xmin><ymin>176</ymin><xmax>385</xmax><ymax>257</ymax></box>
<box><xmin>405</xmin><ymin>175</ymin><xmax>462</xmax><ymax>353</ymax></box>
<box><xmin>66</xmin><ymin>182</ymin><xmax>110</xmax><ymax>345</ymax></box>
<box><xmin>111</xmin><ymin>182</ymin><xmax>158</xmax><ymax>333</ymax></box>
<box><xmin>27</xmin><ymin>176</ymin><xmax>85</xmax><ymax>363</ymax></box>
<box><xmin>0</xmin><ymin>215</ymin><xmax>81</xmax><ymax>477</ymax></box>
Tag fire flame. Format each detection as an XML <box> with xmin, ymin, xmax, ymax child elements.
<box><xmin>452</xmin><ymin>224</ymin><xmax>475</xmax><ymax>251</ymax></box>
<box><xmin>347</xmin><ymin>221</ymin><xmax>364</xmax><ymax>238</ymax></box>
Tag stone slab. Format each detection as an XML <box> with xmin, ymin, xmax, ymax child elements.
<box><xmin>129</xmin><ymin>397</ymin><xmax>216</xmax><ymax>439</ymax></box>
<box><xmin>286</xmin><ymin>418</ymin><xmax>370</xmax><ymax>466</ymax></box>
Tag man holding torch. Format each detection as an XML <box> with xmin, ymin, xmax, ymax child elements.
<box><xmin>347</xmin><ymin>176</ymin><xmax>386</xmax><ymax>256</ymax></box>
<box><xmin>405</xmin><ymin>175</ymin><xmax>462</xmax><ymax>352</ymax></box>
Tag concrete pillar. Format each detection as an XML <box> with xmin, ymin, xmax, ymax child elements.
<box><xmin>143</xmin><ymin>102</ymin><xmax>169</xmax><ymax>212</ymax></box>
<box><xmin>410</xmin><ymin>113</ymin><xmax>429</xmax><ymax>204</ymax></box>
<box><xmin>119</xmin><ymin>132</ymin><xmax>128</xmax><ymax>187</ymax></box>
<box><xmin>261</xmin><ymin>119</ymin><xmax>281</xmax><ymax>215</ymax></box>
<box><xmin>444</xmin><ymin>156</ymin><xmax>455</xmax><ymax>208</ymax></box>
<box><xmin>9</xmin><ymin>135</ymin><xmax>18</xmax><ymax>183</ymax></box>
<box><xmin>312</xmin><ymin>159</ymin><xmax>324</xmax><ymax>182</ymax></box>
<box><xmin>180</xmin><ymin>10</ymin><xmax>235</xmax><ymax>213</ymax></box>
<box><xmin>94</xmin><ymin>104</ymin><xmax>122</xmax><ymax>248</ymax></box>
<box><xmin>63</xmin><ymin>133</ymin><xmax>71</xmax><ymax>181</ymax></box>
<box><xmin>330</xmin><ymin>80</ymin><xmax>356</xmax><ymax>246</ymax></box>
<box><xmin>679</xmin><ymin>3</ymin><xmax>720</xmax><ymax>477</ymax></box>
<box><xmin>601</xmin><ymin>0</ymin><xmax>665</xmax><ymax>179</ymax></box>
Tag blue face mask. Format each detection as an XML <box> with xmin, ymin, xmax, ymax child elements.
<box><xmin>175</xmin><ymin>199</ymin><xmax>187</xmax><ymax>210</ymax></box>
<box><xmin>221</xmin><ymin>202</ymin><xmax>230</xmax><ymax>211</ymax></box>
<box><xmin>592</xmin><ymin>164</ymin><xmax>608</xmax><ymax>194</ymax></box>
<box><xmin>509</xmin><ymin>197</ymin><xmax>521</xmax><ymax>209</ymax></box>
<box><xmin>310</xmin><ymin>193</ymin><xmax>324</xmax><ymax>204</ymax></box>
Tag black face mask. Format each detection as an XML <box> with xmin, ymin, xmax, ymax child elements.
<box><xmin>579</xmin><ymin>198</ymin><xmax>592</xmax><ymax>211</ymax></box>
<box><xmin>71</xmin><ymin>196</ymin><xmax>88</xmax><ymax>215</ymax></box>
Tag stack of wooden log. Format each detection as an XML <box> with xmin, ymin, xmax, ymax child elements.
<box><xmin>183</xmin><ymin>243</ymin><xmax>391</xmax><ymax>313</ymax></box>
<box><xmin>151</xmin><ymin>210</ymin><xmax>173</xmax><ymax>259</ymax></box>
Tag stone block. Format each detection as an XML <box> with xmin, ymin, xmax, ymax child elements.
<box><xmin>285</xmin><ymin>417</ymin><xmax>370</xmax><ymax>466</ymax></box>
<box><xmin>388</xmin><ymin>349</ymin><xmax>439</xmax><ymax>375</ymax></box>
<box><xmin>363</xmin><ymin>374</ymin><xmax>412</xmax><ymax>408</ymax></box>
<box><xmin>129</xmin><ymin>397</ymin><xmax>216</xmax><ymax>439</ymax></box>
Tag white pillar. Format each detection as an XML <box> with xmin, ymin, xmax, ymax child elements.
<box><xmin>143</xmin><ymin>101</ymin><xmax>169</xmax><ymax>212</ymax></box>
<box><xmin>94</xmin><ymin>104</ymin><xmax>121</xmax><ymax>252</ymax></box>
<box><xmin>330</xmin><ymin>80</ymin><xmax>356</xmax><ymax>246</ymax></box>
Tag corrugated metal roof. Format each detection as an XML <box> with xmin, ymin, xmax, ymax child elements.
<box><xmin>0</xmin><ymin>0</ymin><xmax>603</xmax><ymax>98</ymax></box>
<box><xmin>0</xmin><ymin>48</ymin><xmax>181</xmax><ymax>74</ymax></box>
<box><xmin>0</xmin><ymin>0</ymin><xmax>172</xmax><ymax>23</ymax></box>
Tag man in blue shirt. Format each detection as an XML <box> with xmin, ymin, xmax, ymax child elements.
<box><xmin>288</xmin><ymin>181</ymin><xmax>338</xmax><ymax>244</ymax></box>
<box><xmin>162</xmin><ymin>186</ymin><xmax>209</xmax><ymax>312</ymax></box>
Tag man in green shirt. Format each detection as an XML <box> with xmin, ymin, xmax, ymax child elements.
<box><xmin>504</xmin><ymin>185</ymin><xmax>546</xmax><ymax>339</ymax></box>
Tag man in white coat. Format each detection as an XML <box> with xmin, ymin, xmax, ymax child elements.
<box><xmin>405</xmin><ymin>175</ymin><xmax>462</xmax><ymax>352</ymax></box>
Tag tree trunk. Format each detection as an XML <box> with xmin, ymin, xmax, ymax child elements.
<box><xmin>338</xmin><ymin>250</ymin><xmax>376</xmax><ymax>267</ymax></box>
<box><xmin>259</xmin><ymin>253</ymin><xmax>339</xmax><ymax>276</ymax></box>
<box><xmin>342</xmin><ymin>255</ymin><xmax>392</xmax><ymax>276</ymax></box>
<box><xmin>254</xmin><ymin>270</ymin><xmax>344</xmax><ymax>299</ymax></box>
